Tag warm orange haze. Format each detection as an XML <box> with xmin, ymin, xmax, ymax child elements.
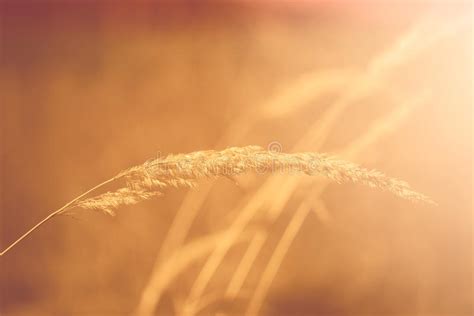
<box><xmin>0</xmin><ymin>1</ymin><xmax>472</xmax><ymax>315</ymax></box>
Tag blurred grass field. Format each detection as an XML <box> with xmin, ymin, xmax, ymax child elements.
<box><xmin>0</xmin><ymin>1</ymin><xmax>472</xmax><ymax>315</ymax></box>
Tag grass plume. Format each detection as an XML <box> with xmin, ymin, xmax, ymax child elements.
<box><xmin>1</xmin><ymin>146</ymin><xmax>431</xmax><ymax>257</ymax></box>
<box><xmin>77</xmin><ymin>146</ymin><xmax>432</xmax><ymax>215</ymax></box>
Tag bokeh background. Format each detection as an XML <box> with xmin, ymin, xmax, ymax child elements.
<box><xmin>1</xmin><ymin>1</ymin><xmax>472</xmax><ymax>315</ymax></box>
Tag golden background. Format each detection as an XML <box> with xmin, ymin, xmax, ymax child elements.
<box><xmin>0</xmin><ymin>1</ymin><xmax>472</xmax><ymax>315</ymax></box>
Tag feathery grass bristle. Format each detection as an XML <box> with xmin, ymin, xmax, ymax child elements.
<box><xmin>73</xmin><ymin>146</ymin><xmax>433</xmax><ymax>215</ymax></box>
